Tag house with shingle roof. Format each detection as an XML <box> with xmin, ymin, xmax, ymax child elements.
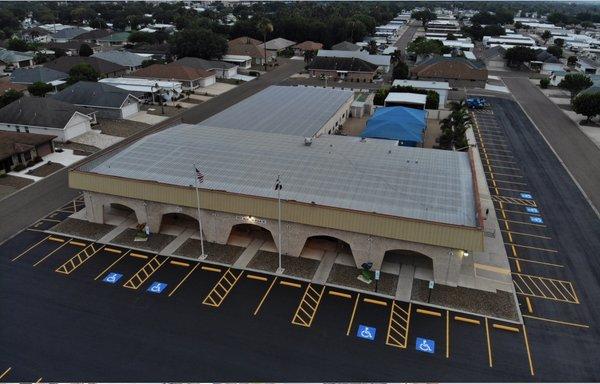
<box><xmin>92</xmin><ymin>50</ymin><xmax>146</xmax><ymax>73</ymax></box>
<box><xmin>75</xmin><ymin>29</ymin><xmax>113</xmax><ymax>44</ymax></box>
<box><xmin>97</xmin><ymin>32</ymin><xmax>131</xmax><ymax>47</ymax></box>
<box><xmin>410</xmin><ymin>56</ymin><xmax>488</xmax><ymax>88</ymax></box>
<box><xmin>44</xmin><ymin>56</ymin><xmax>127</xmax><ymax>78</ymax></box>
<box><xmin>0</xmin><ymin>131</ymin><xmax>57</xmax><ymax>174</ymax></box>
<box><xmin>293</xmin><ymin>41</ymin><xmax>323</xmax><ymax>56</ymax></box>
<box><xmin>174</xmin><ymin>57</ymin><xmax>238</xmax><ymax>79</ymax></box>
<box><xmin>50</xmin><ymin>27</ymin><xmax>89</xmax><ymax>43</ymax></box>
<box><xmin>10</xmin><ymin>67</ymin><xmax>68</xmax><ymax>86</ymax></box>
<box><xmin>228</xmin><ymin>36</ymin><xmax>274</xmax><ymax>65</ymax></box>
<box><xmin>0</xmin><ymin>49</ymin><xmax>34</xmax><ymax>71</ymax></box>
<box><xmin>131</xmin><ymin>63</ymin><xmax>216</xmax><ymax>90</ymax></box>
<box><xmin>0</xmin><ymin>97</ymin><xmax>96</xmax><ymax>142</ymax></box>
<box><xmin>308</xmin><ymin>56</ymin><xmax>378</xmax><ymax>82</ymax></box>
<box><xmin>259</xmin><ymin>37</ymin><xmax>297</xmax><ymax>53</ymax></box>
<box><xmin>331</xmin><ymin>41</ymin><xmax>361</xmax><ymax>51</ymax></box>
<box><xmin>52</xmin><ymin>81</ymin><xmax>141</xmax><ymax>119</ymax></box>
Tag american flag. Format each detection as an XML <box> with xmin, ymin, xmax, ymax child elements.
<box><xmin>195</xmin><ymin>166</ymin><xmax>204</xmax><ymax>183</ymax></box>
<box><xmin>274</xmin><ymin>176</ymin><xmax>282</xmax><ymax>191</ymax></box>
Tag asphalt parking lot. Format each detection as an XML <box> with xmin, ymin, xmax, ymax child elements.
<box><xmin>1</xmin><ymin>199</ymin><xmax>534</xmax><ymax>381</ymax></box>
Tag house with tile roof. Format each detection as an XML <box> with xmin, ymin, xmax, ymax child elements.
<box><xmin>174</xmin><ymin>57</ymin><xmax>238</xmax><ymax>79</ymax></box>
<box><xmin>308</xmin><ymin>56</ymin><xmax>378</xmax><ymax>82</ymax></box>
<box><xmin>292</xmin><ymin>41</ymin><xmax>323</xmax><ymax>57</ymax></box>
<box><xmin>228</xmin><ymin>36</ymin><xmax>274</xmax><ymax>65</ymax></box>
<box><xmin>131</xmin><ymin>63</ymin><xmax>216</xmax><ymax>90</ymax></box>
<box><xmin>410</xmin><ymin>56</ymin><xmax>488</xmax><ymax>88</ymax></box>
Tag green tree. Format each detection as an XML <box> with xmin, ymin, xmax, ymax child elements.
<box><xmin>78</xmin><ymin>43</ymin><xmax>93</xmax><ymax>57</ymax></box>
<box><xmin>514</xmin><ymin>21</ymin><xmax>524</xmax><ymax>30</ymax></box>
<box><xmin>411</xmin><ymin>9</ymin><xmax>436</xmax><ymax>27</ymax></box>
<box><xmin>128</xmin><ymin>31</ymin><xmax>156</xmax><ymax>45</ymax></box>
<box><xmin>392</xmin><ymin>61</ymin><xmax>409</xmax><ymax>80</ymax></box>
<box><xmin>257</xmin><ymin>18</ymin><xmax>273</xmax><ymax>70</ymax></box>
<box><xmin>573</xmin><ymin>92</ymin><xmax>600</xmax><ymax>123</ymax></box>
<box><xmin>547</xmin><ymin>45</ymin><xmax>562</xmax><ymax>59</ymax></box>
<box><xmin>407</xmin><ymin>37</ymin><xmax>444</xmax><ymax>56</ymax></box>
<box><xmin>7</xmin><ymin>38</ymin><xmax>28</xmax><ymax>52</ymax></box>
<box><xmin>541</xmin><ymin>30</ymin><xmax>552</xmax><ymax>44</ymax></box>
<box><xmin>169</xmin><ymin>28</ymin><xmax>228</xmax><ymax>59</ymax></box>
<box><xmin>67</xmin><ymin>63</ymin><xmax>99</xmax><ymax>84</ymax></box>
<box><xmin>27</xmin><ymin>82</ymin><xmax>53</xmax><ymax>97</ymax></box>
<box><xmin>366</xmin><ymin>40</ymin><xmax>378</xmax><ymax>55</ymax></box>
<box><xmin>554</xmin><ymin>38</ymin><xmax>565</xmax><ymax>47</ymax></box>
<box><xmin>440</xmin><ymin>101</ymin><xmax>471</xmax><ymax>150</ymax></box>
<box><xmin>504</xmin><ymin>46</ymin><xmax>537</xmax><ymax>68</ymax></box>
<box><xmin>559</xmin><ymin>73</ymin><xmax>593</xmax><ymax>102</ymax></box>
<box><xmin>540</xmin><ymin>78</ymin><xmax>550</xmax><ymax>89</ymax></box>
<box><xmin>0</xmin><ymin>89</ymin><xmax>23</xmax><ymax>108</ymax></box>
<box><xmin>567</xmin><ymin>56</ymin><xmax>578</xmax><ymax>66</ymax></box>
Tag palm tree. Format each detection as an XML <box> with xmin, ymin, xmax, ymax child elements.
<box><xmin>440</xmin><ymin>101</ymin><xmax>472</xmax><ymax>150</ymax></box>
<box><xmin>257</xmin><ymin>18</ymin><xmax>273</xmax><ymax>71</ymax></box>
<box><xmin>367</xmin><ymin>40</ymin><xmax>378</xmax><ymax>54</ymax></box>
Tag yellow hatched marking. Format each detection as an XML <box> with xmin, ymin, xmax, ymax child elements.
<box><xmin>202</xmin><ymin>269</ymin><xmax>242</xmax><ymax>307</ymax></box>
<box><xmin>454</xmin><ymin>316</ymin><xmax>480</xmax><ymax>325</ymax></box>
<box><xmin>280</xmin><ymin>280</ymin><xmax>301</xmax><ymax>288</ymax></box>
<box><xmin>416</xmin><ymin>308</ymin><xmax>442</xmax><ymax>317</ymax></box>
<box><xmin>492</xmin><ymin>323</ymin><xmax>520</xmax><ymax>332</ymax></box>
<box><xmin>291</xmin><ymin>284</ymin><xmax>325</xmax><ymax>327</ymax></box>
<box><xmin>492</xmin><ymin>195</ymin><xmax>537</xmax><ymax>207</ymax></box>
<box><xmin>512</xmin><ymin>273</ymin><xmax>579</xmax><ymax>304</ymax></box>
<box><xmin>56</xmin><ymin>243</ymin><xmax>104</xmax><ymax>274</ymax></box>
<box><xmin>386</xmin><ymin>301</ymin><xmax>411</xmax><ymax>348</ymax></box>
<box><xmin>247</xmin><ymin>274</ymin><xmax>268</xmax><ymax>282</ymax></box>
<box><xmin>328</xmin><ymin>290</ymin><xmax>351</xmax><ymax>299</ymax></box>
<box><xmin>363</xmin><ymin>297</ymin><xmax>387</xmax><ymax>306</ymax></box>
<box><xmin>12</xmin><ymin>235</ymin><xmax>51</xmax><ymax>261</ymax></box>
<box><xmin>169</xmin><ymin>260</ymin><xmax>189</xmax><ymax>267</ymax></box>
<box><xmin>123</xmin><ymin>255</ymin><xmax>167</xmax><ymax>289</ymax></box>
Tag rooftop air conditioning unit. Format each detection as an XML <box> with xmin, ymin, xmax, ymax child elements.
<box><xmin>304</xmin><ymin>137</ymin><xmax>313</xmax><ymax>146</ymax></box>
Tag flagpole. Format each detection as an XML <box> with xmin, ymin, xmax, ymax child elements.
<box><xmin>275</xmin><ymin>175</ymin><xmax>284</xmax><ymax>274</ymax></box>
<box><xmin>194</xmin><ymin>165</ymin><xmax>206</xmax><ymax>259</ymax></box>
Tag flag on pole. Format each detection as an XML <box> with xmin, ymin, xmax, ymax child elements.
<box><xmin>274</xmin><ymin>176</ymin><xmax>282</xmax><ymax>191</ymax></box>
<box><xmin>195</xmin><ymin>166</ymin><xmax>204</xmax><ymax>183</ymax></box>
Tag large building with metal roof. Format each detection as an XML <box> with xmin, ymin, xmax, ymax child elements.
<box><xmin>199</xmin><ymin>86</ymin><xmax>354</xmax><ymax>137</ymax></box>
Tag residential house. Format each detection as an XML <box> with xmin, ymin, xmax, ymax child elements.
<box><xmin>331</xmin><ymin>41</ymin><xmax>361</xmax><ymax>51</ymax></box>
<box><xmin>410</xmin><ymin>56</ymin><xmax>488</xmax><ymax>88</ymax></box>
<box><xmin>576</xmin><ymin>57</ymin><xmax>600</xmax><ymax>75</ymax></box>
<box><xmin>21</xmin><ymin>27</ymin><xmax>52</xmax><ymax>43</ymax></box>
<box><xmin>308</xmin><ymin>56</ymin><xmax>378</xmax><ymax>82</ymax></box>
<box><xmin>127</xmin><ymin>43</ymin><xmax>170</xmax><ymax>61</ymax></box>
<box><xmin>52</xmin><ymin>81</ymin><xmax>141</xmax><ymax>119</ymax></box>
<box><xmin>0</xmin><ymin>81</ymin><xmax>28</xmax><ymax>95</ymax></box>
<box><xmin>50</xmin><ymin>27</ymin><xmax>89</xmax><ymax>43</ymax></box>
<box><xmin>220</xmin><ymin>55</ymin><xmax>252</xmax><ymax>69</ymax></box>
<box><xmin>92</xmin><ymin>50</ymin><xmax>146</xmax><ymax>73</ymax></box>
<box><xmin>317</xmin><ymin>50</ymin><xmax>392</xmax><ymax>72</ymax></box>
<box><xmin>259</xmin><ymin>37</ymin><xmax>297</xmax><ymax>54</ymax></box>
<box><xmin>174</xmin><ymin>57</ymin><xmax>238</xmax><ymax>79</ymax></box>
<box><xmin>0</xmin><ymin>49</ymin><xmax>34</xmax><ymax>72</ymax></box>
<box><xmin>0</xmin><ymin>97</ymin><xmax>95</xmax><ymax>142</ymax></box>
<box><xmin>228</xmin><ymin>36</ymin><xmax>274</xmax><ymax>65</ymax></box>
<box><xmin>74</xmin><ymin>29</ymin><xmax>113</xmax><ymax>44</ymax></box>
<box><xmin>97</xmin><ymin>32</ymin><xmax>131</xmax><ymax>48</ymax></box>
<box><xmin>0</xmin><ymin>131</ymin><xmax>56</xmax><ymax>174</ymax></box>
<box><xmin>479</xmin><ymin>46</ymin><xmax>506</xmax><ymax>69</ymax></box>
<box><xmin>131</xmin><ymin>63</ymin><xmax>216</xmax><ymax>91</ymax></box>
<box><xmin>44</xmin><ymin>56</ymin><xmax>127</xmax><ymax>78</ymax></box>
<box><xmin>392</xmin><ymin>79</ymin><xmax>451</xmax><ymax>109</ymax></box>
<box><xmin>10</xmin><ymin>67</ymin><xmax>68</xmax><ymax>92</ymax></box>
<box><xmin>293</xmin><ymin>41</ymin><xmax>323</xmax><ymax>57</ymax></box>
<box><xmin>98</xmin><ymin>77</ymin><xmax>183</xmax><ymax>102</ymax></box>
<box><xmin>46</xmin><ymin>41</ymin><xmax>102</xmax><ymax>56</ymax></box>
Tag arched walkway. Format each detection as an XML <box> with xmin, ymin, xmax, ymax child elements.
<box><xmin>159</xmin><ymin>212</ymin><xmax>201</xmax><ymax>237</ymax></box>
<box><xmin>301</xmin><ymin>235</ymin><xmax>352</xmax><ymax>256</ymax></box>
<box><xmin>102</xmin><ymin>202</ymin><xmax>138</xmax><ymax>226</ymax></box>
<box><xmin>227</xmin><ymin>223</ymin><xmax>276</xmax><ymax>249</ymax></box>
<box><xmin>382</xmin><ymin>249</ymin><xmax>434</xmax><ymax>279</ymax></box>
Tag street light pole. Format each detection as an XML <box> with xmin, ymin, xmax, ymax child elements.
<box><xmin>275</xmin><ymin>175</ymin><xmax>284</xmax><ymax>274</ymax></box>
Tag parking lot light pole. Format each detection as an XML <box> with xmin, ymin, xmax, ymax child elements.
<box><xmin>275</xmin><ymin>176</ymin><xmax>284</xmax><ymax>274</ymax></box>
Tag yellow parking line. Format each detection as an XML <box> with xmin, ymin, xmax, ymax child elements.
<box><xmin>484</xmin><ymin>171</ymin><xmax>523</xmax><ymax>178</ymax></box>
<box><xmin>328</xmin><ymin>290</ymin><xmax>352</xmax><ymax>299</ymax></box>
<box><xmin>346</xmin><ymin>293</ymin><xmax>361</xmax><ymax>336</ymax></box>
<box><xmin>35</xmin><ymin>377</ymin><xmax>43</xmax><ymax>383</ymax></box>
<box><xmin>32</xmin><ymin>239</ymin><xmax>72</xmax><ymax>267</ymax></box>
<box><xmin>416</xmin><ymin>308</ymin><xmax>442</xmax><ymax>317</ymax></box>
<box><xmin>493</xmin><ymin>323</ymin><xmax>520</xmax><ymax>333</ymax></box>
<box><xmin>254</xmin><ymin>277</ymin><xmax>278</xmax><ymax>315</ymax></box>
<box><xmin>48</xmin><ymin>236</ymin><xmax>65</xmax><ymax>243</ymax></box>
<box><xmin>201</xmin><ymin>266</ymin><xmax>221</xmax><ymax>273</ymax></box>
<box><xmin>41</xmin><ymin>218</ymin><xmax>61</xmax><ymax>223</ymax></box>
<box><xmin>522</xmin><ymin>314</ymin><xmax>589</xmax><ymax>329</ymax></box>
<box><xmin>246</xmin><ymin>274</ymin><xmax>268</xmax><ymax>282</ymax></box>
<box><xmin>446</xmin><ymin>310</ymin><xmax>450</xmax><ymax>359</ymax></box>
<box><xmin>501</xmin><ymin>230</ymin><xmax>551</xmax><ymax>240</ymax></box>
<box><xmin>363</xmin><ymin>297</ymin><xmax>387</xmax><ymax>306</ymax></box>
<box><xmin>280</xmin><ymin>280</ymin><xmax>301</xmax><ymax>288</ymax></box>
<box><xmin>507</xmin><ymin>256</ymin><xmax>563</xmax><ymax>268</ymax></box>
<box><xmin>485</xmin><ymin>318</ymin><xmax>493</xmax><ymax>367</ymax></box>
<box><xmin>0</xmin><ymin>367</ymin><xmax>11</xmax><ymax>380</ymax></box>
<box><xmin>69</xmin><ymin>240</ymin><xmax>87</xmax><ymax>247</ymax></box>
<box><xmin>94</xmin><ymin>250</ymin><xmax>130</xmax><ymax>280</ymax></box>
<box><xmin>523</xmin><ymin>325</ymin><xmax>535</xmax><ymax>376</ymax></box>
<box><xmin>12</xmin><ymin>235</ymin><xmax>51</xmax><ymax>261</ymax></box>
<box><xmin>526</xmin><ymin>297</ymin><xmax>533</xmax><ymax>313</ymax></box>
<box><xmin>129</xmin><ymin>252</ymin><xmax>148</xmax><ymax>259</ymax></box>
<box><xmin>454</xmin><ymin>315</ymin><xmax>481</xmax><ymax>325</ymax></box>
<box><xmin>505</xmin><ymin>243</ymin><xmax>558</xmax><ymax>253</ymax></box>
<box><xmin>169</xmin><ymin>260</ymin><xmax>189</xmax><ymax>267</ymax></box>
<box><xmin>498</xmin><ymin>218</ymin><xmax>545</xmax><ymax>227</ymax></box>
<box><xmin>104</xmin><ymin>247</ymin><xmax>122</xmax><ymax>254</ymax></box>
<box><xmin>168</xmin><ymin>263</ymin><xmax>200</xmax><ymax>297</ymax></box>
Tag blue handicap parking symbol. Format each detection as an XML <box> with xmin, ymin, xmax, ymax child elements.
<box><xmin>525</xmin><ymin>207</ymin><xmax>539</xmax><ymax>214</ymax></box>
<box><xmin>530</xmin><ymin>216</ymin><xmax>544</xmax><ymax>224</ymax></box>
<box><xmin>102</xmin><ymin>272</ymin><xmax>123</xmax><ymax>284</ymax></box>
<box><xmin>147</xmin><ymin>282</ymin><xmax>168</xmax><ymax>294</ymax></box>
<box><xmin>416</xmin><ymin>337</ymin><xmax>435</xmax><ymax>354</ymax></box>
<box><xmin>520</xmin><ymin>193</ymin><xmax>533</xmax><ymax>199</ymax></box>
<box><xmin>356</xmin><ymin>325</ymin><xmax>376</xmax><ymax>341</ymax></box>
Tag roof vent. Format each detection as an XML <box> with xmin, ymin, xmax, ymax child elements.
<box><xmin>304</xmin><ymin>137</ymin><xmax>313</xmax><ymax>146</ymax></box>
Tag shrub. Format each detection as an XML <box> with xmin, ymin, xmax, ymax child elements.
<box><xmin>540</xmin><ymin>78</ymin><xmax>550</xmax><ymax>89</ymax></box>
<box><xmin>13</xmin><ymin>164</ymin><xmax>26</xmax><ymax>172</ymax></box>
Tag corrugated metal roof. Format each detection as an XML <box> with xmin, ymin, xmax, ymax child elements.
<box><xmin>82</xmin><ymin>124</ymin><xmax>476</xmax><ymax>227</ymax></box>
<box><xmin>199</xmin><ymin>86</ymin><xmax>353</xmax><ymax>137</ymax></box>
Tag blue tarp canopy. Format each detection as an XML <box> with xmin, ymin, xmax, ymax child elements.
<box><xmin>361</xmin><ymin>106</ymin><xmax>427</xmax><ymax>146</ymax></box>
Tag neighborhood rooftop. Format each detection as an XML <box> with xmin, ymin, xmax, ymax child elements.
<box><xmin>0</xmin><ymin>97</ymin><xmax>94</xmax><ymax>129</ymax></box>
<box><xmin>80</xmin><ymin>124</ymin><xmax>477</xmax><ymax>227</ymax></box>
<box><xmin>199</xmin><ymin>86</ymin><xmax>354</xmax><ymax>137</ymax></box>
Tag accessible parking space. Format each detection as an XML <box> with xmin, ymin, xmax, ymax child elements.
<box><xmin>70</xmin><ymin>246</ymin><xmax>130</xmax><ymax>279</ymax></box>
<box><xmin>95</xmin><ymin>250</ymin><xmax>155</xmax><ymax>287</ymax></box>
<box><xmin>408</xmin><ymin>306</ymin><xmax>447</xmax><ymax>358</ymax></box>
<box><xmin>138</xmin><ymin>258</ymin><xmax>199</xmax><ymax>296</ymax></box>
<box><xmin>167</xmin><ymin>263</ymin><xmax>226</xmax><ymax>302</ymax></box>
<box><xmin>347</xmin><ymin>295</ymin><xmax>392</xmax><ymax>345</ymax></box>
